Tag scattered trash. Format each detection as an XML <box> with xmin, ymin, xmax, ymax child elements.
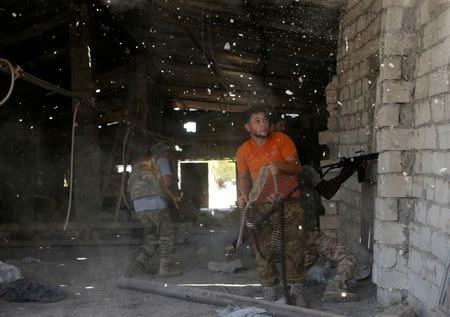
<box><xmin>208</xmin><ymin>259</ymin><xmax>244</xmax><ymax>273</ymax></box>
<box><xmin>0</xmin><ymin>279</ymin><xmax>64</xmax><ymax>303</ymax></box>
<box><xmin>22</xmin><ymin>257</ymin><xmax>41</xmax><ymax>264</ymax></box>
<box><xmin>0</xmin><ymin>261</ymin><xmax>22</xmax><ymax>284</ymax></box>
<box><xmin>216</xmin><ymin>305</ymin><xmax>270</xmax><ymax>317</ymax></box>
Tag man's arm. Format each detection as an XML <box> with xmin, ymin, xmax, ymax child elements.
<box><xmin>237</xmin><ymin>170</ymin><xmax>251</xmax><ymax>209</ymax></box>
<box><xmin>157</xmin><ymin>157</ymin><xmax>173</xmax><ymax>187</ymax></box>
<box><xmin>267</xmin><ymin>154</ymin><xmax>303</xmax><ymax>175</ymax></box>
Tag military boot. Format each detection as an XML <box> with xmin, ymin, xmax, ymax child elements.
<box><xmin>158</xmin><ymin>260</ymin><xmax>183</xmax><ymax>277</ymax></box>
<box><xmin>262</xmin><ymin>286</ymin><xmax>278</xmax><ymax>301</ymax></box>
<box><xmin>322</xmin><ymin>280</ymin><xmax>360</xmax><ymax>302</ymax></box>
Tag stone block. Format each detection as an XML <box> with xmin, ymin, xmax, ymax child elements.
<box><xmin>417</xmin><ymin>49</ymin><xmax>431</xmax><ymax>77</ymax></box>
<box><xmin>434</xmin><ymin>177</ymin><xmax>449</xmax><ymax>204</ymax></box>
<box><xmin>414</xmin><ymin>74</ymin><xmax>429</xmax><ymax>100</ymax></box>
<box><xmin>424</xmin><ymin>255</ymin><xmax>445</xmax><ymax>286</ymax></box>
<box><xmin>430</xmin><ymin>95</ymin><xmax>446</xmax><ymax>122</ymax></box>
<box><xmin>411</xmin><ymin>175</ymin><xmax>424</xmax><ymax>198</ymax></box>
<box><xmin>416</xmin><ymin>0</ymin><xmax>430</xmax><ymax>27</ymax></box>
<box><xmin>373</xmin><ymin>266</ymin><xmax>409</xmax><ymax>289</ymax></box>
<box><xmin>374</xmin><ymin>243</ymin><xmax>398</xmax><ymax>268</ymax></box>
<box><xmin>414</xmin><ymin>126</ymin><xmax>437</xmax><ymax>149</ymax></box>
<box><xmin>431</xmin><ymin>231</ymin><xmax>450</xmax><ymax>261</ymax></box>
<box><xmin>423</xmin><ymin>8</ymin><xmax>450</xmax><ymax>49</ymax></box>
<box><xmin>414</xmin><ymin>101</ymin><xmax>431</xmax><ymax>126</ymax></box>
<box><xmin>377</xmin><ymin>105</ymin><xmax>400</xmax><ymax>127</ymax></box>
<box><xmin>319</xmin><ymin>130</ymin><xmax>338</xmax><ymax>145</ymax></box>
<box><xmin>410</xmin><ymin>223</ymin><xmax>431</xmax><ymax>250</ymax></box>
<box><xmin>382</xmin><ymin>7</ymin><xmax>405</xmax><ymax>31</ymax></box>
<box><xmin>382</xmin><ymin>80</ymin><xmax>413</xmax><ymax>104</ymax></box>
<box><xmin>414</xmin><ymin>200</ymin><xmax>427</xmax><ymax>225</ymax></box>
<box><xmin>377</xmin><ymin>287</ymin><xmax>403</xmax><ymax>307</ymax></box>
<box><xmin>327</xmin><ymin>117</ymin><xmax>337</xmax><ymax>130</ymax></box>
<box><xmin>375</xmin><ymin>304</ymin><xmax>417</xmax><ymax>317</ymax></box>
<box><xmin>374</xmin><ymin>219</ymin><xmax>408</xmax><ymax>244</ymax></box>
<box><xmin>383</xmin><ymin>32</ymin><xmax>414</xmax><ymax>55</ymax></box>
<box><xmin>431</xmin><ymin>37</ymin><xmax>450</xmax><ymax>71</ymax></box>
<box><xmin>423</xmin><ymin>176</ymin><xmax>436</xmax><ymax>201</ymax></box>
<box><xmin>409</xmin><ymin>248</ymin><xmax>426</xmax><ymax>276</ymax></box>
<box><xmin>378</xmin><ymin>151</ymin><xmax>402</xmax><ymax>173</ymax></box>
<box><xmin>440</xmin><ymin>207</ymin><xmax>450</xmax><ymax>232</ymax></box>
<box><xmin>380</xmin><ymin>57</ymin><xmax>402</xmax><ymax>80</ymax></box>
<box><xmin>326</xmin><ymin>88</ymin><xmax>338</xmax><ymax>104</ymax></box>
<box><xmin>429</xmin><ymin>68</ymin><xmax>450</xmax><ymax>96</ymax></box>
<box><xmin>378</xmin><ymin>128</ymin><xmax>414</xmax><ymax>151</ymax></box>
<box><xmin>438</xmin><ymin>124</ymin><xmax>450</xmax><ymax>149</ymax></box>
<box><xmin>409</xmin><ymin>273</ymin><xmax>439</xmax><ymax>306</ymax></box>
<box><xmin>426</xmin><ymin>203</ymin><xmax>441</xmax><ymax>229</ymax></box>
<box><xmin>413</xmin><ymin>151</ymin><xmax>431</xmax><ymax>173</ymax></box>
<box><xmin>376</xmin><ymin>197</ymin><xmax>399</xmax><ymax>221</ymax></box>
<box><xmin>338</xmin><ymin>144</ymin><xmax>349</xmax><ymax>157</ymax></box>
<box><xmin>341</xmin><ymin>85</ymin><xmax>350</xmax><ymax>101</ymax></box>
<box><xmin>433</xmin><ymin>151</ymin><xmax>450</xmax><ymax>175</ymax></box>
<box><xmin>378</xmin><ymin>174</ymin><xmax>413</xmax><ymax>197</ymax></box>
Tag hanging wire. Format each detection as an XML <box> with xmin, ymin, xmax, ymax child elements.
<box><xmin>63</xmin><ymin>101</ymin><xmax>79</xmax><ymax>231</ymax></box>
<box><xmin>0</xmin><ymin>58</ymin><xmax>21</xmax><ymax>106</ymax></box>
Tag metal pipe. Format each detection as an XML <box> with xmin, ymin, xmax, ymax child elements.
<box><xmin>117</xmin><ymin>278</ymin><xmax>344</xmax><ymax>317</ymax></box>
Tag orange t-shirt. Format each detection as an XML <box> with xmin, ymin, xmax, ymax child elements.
<box><xmin>236</xmin><ymin>132</ymin><xmax>300</xmax><ymax>203</ymax></box>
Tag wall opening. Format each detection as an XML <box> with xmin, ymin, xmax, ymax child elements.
<box><xmin>178</xmin><ymin>160</ymin><xmax>236</xmax><ymax>210</ymax></box>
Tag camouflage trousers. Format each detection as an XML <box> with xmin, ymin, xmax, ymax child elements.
<box><xmin>136</xmin><ymin>209</ymin><xmax>176</xmax><ymax>271</ymax></box>
<box><xmin>250</xmin><ymin>201</ymin><xmax>356</xmax><ymax>287</ymax></box>
<box><xmin>251</xmin><ymin>200</ymin><xmax>307</xmax><ymax>287</ymax></box>
<box><xmin>304</xmin><ymin>230</ymin><xmax>356</xmax><ymax>284</ymax></box>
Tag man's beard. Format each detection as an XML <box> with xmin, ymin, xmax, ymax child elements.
<box><xmin>252</xmin><ymin>131</ymin><xmax>268</xmax><ymax>139</ymax></box>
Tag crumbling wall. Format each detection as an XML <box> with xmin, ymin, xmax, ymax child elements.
<box><xmin>323</xmin><ymin>0</ymin><xmax>450</xmax><ymax>315</ymax></box>
<box><xmin>406</xmin><ymin>1</ymin><xmax>450</xmax><ymax>315</ymax></box>
<box><xmin>320</xmin><ymin>0</ymin><xmax>381</xmax><ymax>260</ymax></box>
<box><xmin>373</xmin><ymin>0</ymin><xmax>417</xmax><ymax>308</ymax></box>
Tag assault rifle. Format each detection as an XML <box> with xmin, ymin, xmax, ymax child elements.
<box><xmin>319</xmin><ymin>151</ymin><xmax>379</xmax><ymax>183</ymax></box>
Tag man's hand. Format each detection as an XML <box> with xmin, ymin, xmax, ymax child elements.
<box><xmin>266</xmin><ymin>161</ymin><xmax>281</xmax><ymax>175</ymax></box>
<box><xmin>237</xmin><ymin>195</ymin><xmax>248</xmax><ymax>209</ymax></box>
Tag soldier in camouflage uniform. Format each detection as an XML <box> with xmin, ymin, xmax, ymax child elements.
<box><xmin>127</xmin><ymin>143</ymin><xmax>181</xmax><ymax>277</ymax></box>
<box><xmin>270</xmin><ymin>115</ymin><xmax>359</xmax><ymax>302</ymax></box>
<box><xmin>236</xmin><ymin>106</ymin><xmax>307</xmax><ymax>305</ymax></box>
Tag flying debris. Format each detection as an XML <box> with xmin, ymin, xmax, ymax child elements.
<box><xmin>285</xmin><ymin>90</ymin><xmax>294</xmax><ymax>95</ymax></box>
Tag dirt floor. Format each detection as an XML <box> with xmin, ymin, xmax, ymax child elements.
<box><xmin>0</xmin><ymin>221</ymin><xmax>384</xmax><ymax>317</ymax></box>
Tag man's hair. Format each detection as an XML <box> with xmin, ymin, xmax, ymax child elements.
<box><xmin>244</xmin><ymin>105</ymin><xmax>267</xmax><ymax>123</ymax></box>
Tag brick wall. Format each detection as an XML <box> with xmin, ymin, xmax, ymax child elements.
<box><xmin>321</xmin><ymin>0</ymin><xmax>450</xmax><ymax>315</ymax></box>
<box><xmin>321</xmin><ymin>0</ymin><xmax>381</xmax><ymax>260</ymax></box>
<box><xmin>408</xmin><ymin>1</ymin><xmax>450</xmax><ymax>315</ymax></box>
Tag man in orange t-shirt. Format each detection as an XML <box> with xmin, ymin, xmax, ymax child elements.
<box><xmin>236</xmin><ymin>105</ymin><xmax>306</xmax><ymax>306</ymax></box>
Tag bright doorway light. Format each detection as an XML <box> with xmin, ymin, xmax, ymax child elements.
<box><xmin>183</xmin><ymin>121</ymin><xmax>197</xmax><ymax>133</ymax></box>
<box><xmin>115</xmin><ymin>164</ymin><xmax>132</xmax><ymax>173</ymax></box>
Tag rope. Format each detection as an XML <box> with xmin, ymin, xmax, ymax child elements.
<box><xmin>0</xmin><ymin>58</ymin><xmax>20</xmax><ymax>106</ymax></box>
<box><xmin>63</xmin><ymin>102</ymin><xmax>79</xmax><ymax>231</ymax></box>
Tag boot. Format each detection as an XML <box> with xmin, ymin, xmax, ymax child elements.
<box><xmin>262</xmin><ymin>286</ymin><xmax>278</xmax><ymax>301</ymax></box>
<box><xmin>290</xmin><ymin>284</ymin><xmax>306</xmax><ymax>307</ymax></box>
<box><xmin>158</xmin><ymin>260</ymin><xmax>183</xmax><ymax>277</ymax></box>
<box><xmin>322</xmin><ymin>280</ymin><xmax>360</xmax><ymax>302</ymax></box>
